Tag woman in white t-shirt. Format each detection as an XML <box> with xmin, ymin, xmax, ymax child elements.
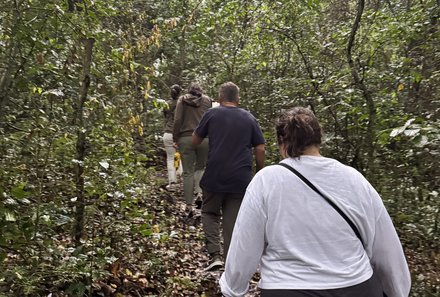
<box><xmin>220</xmin><ymin>107</ymin><xmax>410</xmax><ymax>297</ymax></box>
<box><xmin>163</xmin><ymin>84</ymin><xmax>183</xmax><ymax>190</ymax></box>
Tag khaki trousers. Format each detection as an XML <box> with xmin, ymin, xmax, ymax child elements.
<box><xmin>201</xmin><ymin>190</ymin><xmax>244</xmax><ymax>261</ymax></box>
<box><xmin>178</xmin><ymin>136</ymin><xmax>208</xmax><ymax>205</ymax></box>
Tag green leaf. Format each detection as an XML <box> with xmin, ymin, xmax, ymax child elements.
<box><xmin>99</xmin><ymin>160</ymin><xmax>110</xmax><ymax>169</ymax></box>
<box><xmin>42</xmin><ymin>89</ymin><xmax>64</xmax><ymax>97</ymax></box>
<box><xmin>10</xmin><ymin>183</ymin><xmax>31</xmax><ymax>200</ymax></box>
<box><xmin>412</xmin><ymin>71</ymin><xmax>423</xmax><ymax>83</ymax></box>
<box><xmin>5</xmin><ymin>211</ymin><xmax>16</xmax><ymax>222</ymax></box>
<box><xmin>414</xmin><ymin>135</ymin><xmax>429</xmax><ymax>147</ymax></box>
<box><xmin>390</xmin><ymin>119</ymin><xmax>415</xmax><ymax>137</ymax></box>
<box><xmin>66</xmin><ymin>281</ymin><xmax>87</xmax><ymax>297</ymax></box>
<box><xmin>138</xmin><ymin>224</ymin><xmax>152</xmax><ymax>236</ymax></box>
<box><xmin>403</xmin><ymin>128</ymin><xmax>420</xmax><ymax>137</ymax></box>
<box><xmin>0</xmin><ymin>251</ymin><xmax>6</xmax><ymax>263</ymax></box>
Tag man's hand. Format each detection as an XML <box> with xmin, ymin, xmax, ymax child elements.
<box><xmin>254</xmin><ymin>144</ymin><xmax>265</xmax><ymax>172</ymax></box>
<box><xmin>192</xmin><ymin>132</ymin><xmax>203</xmax><ymax>146</ymax></box>
<box><xmin>173</xmin><ymin>142</ymin><xmax>178</xmax><ymax>149</ymax></box>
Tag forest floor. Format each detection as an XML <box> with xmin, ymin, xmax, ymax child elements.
<box><xmin>92</xmin><ymin>169</ymin><xmax>440</xmax><ymax>297</ymax></box>
<box><xmin>95</xmin><ymin>172</ymin><xmax>260</xmax><ymax>297</ymax></box>
<box><xmin>2</xmin><ymin>169</ymin><xmax>439</xmax><ymax>296</ymax></box>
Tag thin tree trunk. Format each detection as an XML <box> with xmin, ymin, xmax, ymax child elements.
<box><xmin>0</xmin><ymin>52</ymin><xmax>17</xmax><ymax>116</ymax></box>
<box><xmin>0</xmin><ymin>0</ymin><xmax>20</xmax><ymax>119</ymax></box>
<box><xmin>67</xmin><ymin>0</ymin><xmax>76</xmax><ymax>12</ymax></box>
<box><xmin>266</xmin><ymin>27</ymin><xmax>355</xmax><ymax>154</ymax></box>
<box><xmin>73</xmin><ymin>37</ymin><xmax>95</xmax><ymax>246</ymax></box>
<box><xmin>346</xmin><ymin>0</ymin><xmax>376</xmax><ymax>176</ymax></box>
<box><xmin>179</xmin><ymin>0</ymin><xmax>188</xmax><ymax>82</ymax></box>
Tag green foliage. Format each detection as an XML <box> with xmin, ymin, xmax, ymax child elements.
<box><xmin>1</xmin><ymin>0</ymin><xmax>439</xmax><ymax>295</ymax></box>
<box><xmin>165</xmin><ymin>276</ymin><xmax>197</xmax><ymax>295</ymax></box>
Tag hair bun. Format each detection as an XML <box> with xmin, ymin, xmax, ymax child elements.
<box><xmin>276</xmin><ymin>107</ymin><xmax>322</xmax><ymax>158</ymax></box>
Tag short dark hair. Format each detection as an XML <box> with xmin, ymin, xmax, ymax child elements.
<box><xmin>219</xmin><ymin>82</ymin><xmax>239</xmax><ymax>102</ymax></box>
<box><xmin>170</xmin><ymin>84</ymin><xmax>182</xmax><ymax>100</ymax></box>
<box><xmin>275</xmin><ymin>107</ymin><xmax>322</xmax><ymax>158</ymax></box>
<box><xmin>188</xmin><ymin>83</ymin><xmax>204</xmax><ymax>97</ymax></box>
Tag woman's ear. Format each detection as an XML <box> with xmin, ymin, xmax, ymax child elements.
<box><xmin>279</xmin><ymin>143</ymin><xmax>288</xmax><ymax>158</ymax></box>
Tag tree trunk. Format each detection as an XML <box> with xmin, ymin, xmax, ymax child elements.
<box><xmin>0</xmin><ymin>1</ymin><xmax>20</xmax><ymax>120</ymax></box>
<box><xmin>67</xmin><ymin>0</ymin><xmax>76</xmax><ymax>12</ymax></box>
<box><xmin>269</xmin><ymin>27</ymin><xmax>353</xmax><ymax>153</ymax></box>
<box><xmin>73</xmin><ymin>37</ymin><xmax>95</xmax><ymax>246</ymax></box>
<box><xmin>178</xmin><ymin>0</ymin><xmax>188</xmax><ymax>82</ymax></box>
<box><xmin>0</xmin><ymin>51</ymin><xmax>17</xmax><ymax>117</ymax></box>
<box><xmin>346</xmin><ymin>0</ymin><xmax>376</xmax><ymax>177</ymax></box>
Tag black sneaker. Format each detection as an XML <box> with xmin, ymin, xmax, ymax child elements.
<box><xmin>186</xmin><ymin>205</ymin><xmax>194</xmax><ymax>218</ymax></box>
<box><xmin>204</xmin><ymin>254</ymin><xmax>223</xmax><ymax>272</ymax></box>
<box><xmin>195</xmin><ymin>193</ymin><xmax>203</xmax><ymax>209</ymax></box>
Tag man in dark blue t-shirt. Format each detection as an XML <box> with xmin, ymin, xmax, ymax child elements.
<box><xmin>192</xmin><ymin>82</ymin><xmax>265</xmax><ymax>271</ymax></box>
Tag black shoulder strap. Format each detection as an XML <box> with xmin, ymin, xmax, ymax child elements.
<box><xmin>278</xmin><ymin>163</ymin><xmax>364</xmax><ymax>246</ymax></box>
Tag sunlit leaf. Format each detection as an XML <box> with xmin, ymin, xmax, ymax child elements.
<box><xmin>390</xmin><ymin>119</ymin><xmax>415</xmax><ymax>137</ymax></box>
<box><xmin>99</xmin><ymin>161</ymin><xmax>110</xmax><ymax>169</ymax></box>
<box><xmin>5</xmin><ymin>211</ymin><xmax>16</xmax><ymax>222</ymax></box>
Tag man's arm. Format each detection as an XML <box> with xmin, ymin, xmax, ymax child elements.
<box><xmin>254</xmin><ymin>144</ymin><xmax>265</xmax><ymax>172</ymax></box>
<box><xmin>192</xmin><ymin>132</ymin><xmax>203</xmax><ymax>145</ymax></box>
<box><xmin>192</xmin><ymin>110</ymin><xmax>210</xmax><ymax>145</ymax></box>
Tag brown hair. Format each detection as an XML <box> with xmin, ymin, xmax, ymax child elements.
<box><xmin>188</xmin><ymin>83</ymin><xmax>204</xmax><ymax>97</ymax></box>
<box><xmin>275</xmin><ymin>107</ymin><xmax>322</xmax><ymax>158</ymax></box>
<box><xmin>219</xmin><ymin>82</ymin><xmax>239</xmax><ymax>102</ymax></box>
<box><xmin>170</xmin><ymin>84</ymin><xmax>182</xmax><ymax>100</ymax></box>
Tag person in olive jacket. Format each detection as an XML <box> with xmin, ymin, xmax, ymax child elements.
<box><xmin>173</xmin><ymin>83</ymin><xmax>212</xmax><ymax>215</ymax></box>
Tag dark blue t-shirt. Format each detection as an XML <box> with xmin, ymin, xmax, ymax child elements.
<box><xmin>194</xmin><ymin>106</ymin><xmax>265</xmax><ymax>193</ymax></box>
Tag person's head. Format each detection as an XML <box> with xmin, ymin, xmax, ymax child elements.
<box><xmin>187</xmin><ymin>83</ymin><xmax>204</xmax><ymax>97</ymax></box>
<box><xmin>170</xmin><ymin>84</ymin><xmax>182</xmax><ymax>100</ymax></box>
<box><xmin>218</xmin><ymin>82</ymin><xmax>240</xmax><ymax>103</ymax></box>
<box><xmin>275</xmin><ymin>107</ymin><xmax>322</xmax><ymax>158</ymax></box>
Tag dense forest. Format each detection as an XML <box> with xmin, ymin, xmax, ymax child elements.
<box><xmin>0</xmin><ymin>0</ymin><xmax>439</xmax><ymax>296</ymax></box>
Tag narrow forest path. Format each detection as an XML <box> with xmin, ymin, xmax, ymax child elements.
<box><xmin>96</xmin><ymin>171</ymin><xmax>259</xmax><ymax>297</ymax></box>
<box><xmin>92</xmin><ymin>168</ymin><xmax>437</xmax><ymax>296</ymax></box>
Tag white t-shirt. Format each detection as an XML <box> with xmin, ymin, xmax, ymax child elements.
<box><xmin>220</xmin><ymin>156</ymin><xmax>410</xmax><ymax>297</ymax></box>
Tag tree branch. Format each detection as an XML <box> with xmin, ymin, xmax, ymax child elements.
<box><xmin>346</xmin><ymin>0</ymin><xmax>376</xmax><ymax>175</ymax></box>
<box><xmin>260</xmin><ymin>26</ymin><xmax>355</xmax><ymax>151</ymax></box>
<box><xmin>73</xmin><ymin>37</ymin><xmax>95</xmax><ymax>246</ymax></box>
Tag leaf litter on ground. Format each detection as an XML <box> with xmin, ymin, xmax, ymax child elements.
<box><xmin>92</xmin><ymin>172</ymin><xmax>260</xmax><ymax>296</ymax></box>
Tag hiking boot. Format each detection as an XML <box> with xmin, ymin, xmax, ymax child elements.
<box><xmin>186</xmin><ymin>205</ymin><xmax>194</xmax><ymax>218</ymax></box>
<box><xmin>204</xmin><ymin>254</ymin><xmax>223</xmax><ymax>272</ymax></box>
<box><xmin>195</xmin><ymin>193</ymin><xmax>203</xmax><ymax>209</ymax></box>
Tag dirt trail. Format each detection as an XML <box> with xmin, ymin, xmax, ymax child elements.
<box><xmin>98</xmin><ymin>177</ymin><xmax>259</xmax><ymax>296</ymax></box>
